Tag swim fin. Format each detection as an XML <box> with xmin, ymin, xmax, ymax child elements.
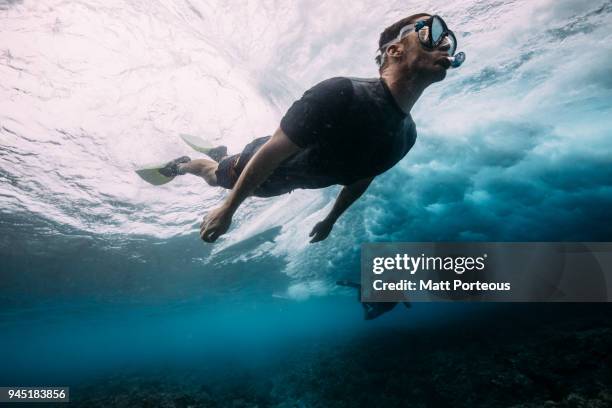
<box><xmin>179</xmin><ymin>133</ymin><xmax>214</xmax><ymax>154</ymax></box>
<box><xmin>180</xmin><ymin>133</ymin><xmax>228</xmax><ymax>162</ymax></box>
<box><xmin>135</xmin><ymin>156</ymin><xmax>191</xmax><ymax>185</ymax></box>
<box><xmin>135</xmin><ymin>164</ymin><xmax>175</xmax><ymax>185</ymax></box>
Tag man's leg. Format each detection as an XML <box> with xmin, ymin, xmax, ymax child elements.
<box><xmin>162</xmin><ymin>137</ymin><xmax>269</xmax><ymax>190</ymax></box>
<box><xmin>178</xmin><ymin>159</ymin><xmax>219</xmax><ymax>186</ymax></box>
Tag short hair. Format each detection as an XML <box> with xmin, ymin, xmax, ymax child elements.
<box><xmin>376</xmin><ymin>13</ymin><xmax>432</xmax><ymax>69</ymax></box>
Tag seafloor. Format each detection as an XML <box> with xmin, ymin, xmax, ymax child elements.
<box><xmin>71</xmin><ymin>304</ymin><xmax>612</xmax><ymax>408</ymax></box>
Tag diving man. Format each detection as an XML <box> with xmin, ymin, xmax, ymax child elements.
<box><xmin>159</xmin><ymin>13</ymin><xmax>463</xmax><ymax>244</ymax></box>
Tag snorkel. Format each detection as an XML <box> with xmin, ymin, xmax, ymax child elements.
<box><xmin>448</xmin><ymin>51</ymin><xmax>466</xmax><ymax>68</ymax></box>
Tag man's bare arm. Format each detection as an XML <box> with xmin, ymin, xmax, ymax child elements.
<box><xmin>200</xmin><ymin>127</ymin><xmax>301</xmax><ymax>242</ymax></box>
<box><xmin>225</xmin><ymin>128</ymin><xmax>300</xmax><ymax>213</ymax></box>
<box><xmin>309</xmin><ymin>176</ymin><xmax>374</xmax><ymax>243</ymax></box>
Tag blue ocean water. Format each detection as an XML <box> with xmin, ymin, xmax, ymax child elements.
<box><xmin>1</xmin><ymin>0</ymin><xmax>612</xmax><ymax>405</ymax></box>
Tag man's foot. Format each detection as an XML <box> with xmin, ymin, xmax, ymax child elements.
<box><xmin>206</xmin><ymin>146</ymin><xmax>228</xmax><ymax>162</ymax></box>
<box><xmin>159</xmin><ymin>156</ymin><xmax>191</xmax><ymax>177</ymax></box>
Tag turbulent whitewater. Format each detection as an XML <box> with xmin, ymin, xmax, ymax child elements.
<box><xmin>1</xmin><ymin>0</ymin><xmax>612</xmax><ymax>304</ymax></box>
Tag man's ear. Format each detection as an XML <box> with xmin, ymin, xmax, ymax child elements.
<box><xmin>386</xmin><ymin>43</ymin><xmax>403</xmax><ymax>61</ymax></box>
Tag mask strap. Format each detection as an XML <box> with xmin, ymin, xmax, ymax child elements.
<box><xmin>376</xmin><ymin>23</ymin><xmax>417</xmax><ymax>67</ymax></box>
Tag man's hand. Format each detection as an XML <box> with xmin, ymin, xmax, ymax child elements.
<box><xmin>198</xmin><ymin>127</ymin><xmax>301</xmax><ymax>244</ymax></box>
<box><xmin>200</xmin><ymin>205</ymin><xmax>233</xmax><ymax>243</ymax></box>
<box><xmin>309</xmin><ymin>177</ymin><xmax>373</xmax><ymax>244</ymax></box>
<box><xmin>309</xmin><ymin>219</ymin><xmax>334</xmax><ymax>243</ymax></box>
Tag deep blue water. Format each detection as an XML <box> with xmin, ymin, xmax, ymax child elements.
<box><xmin>0</xmin><ymin>298</ymin><xmax>481</xmax><ymax>385</ymax></box>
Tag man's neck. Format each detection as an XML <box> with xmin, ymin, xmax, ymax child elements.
<box><xmin>380</xmin><ymin>67</ymin><xmax>427</xmax><ymax>114</ymax></box>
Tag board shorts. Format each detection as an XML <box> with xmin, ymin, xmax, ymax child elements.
<box><xmin>215</xmin><ymin>135</ymin><xmax>295</xmax><ymax>198</ymax></box>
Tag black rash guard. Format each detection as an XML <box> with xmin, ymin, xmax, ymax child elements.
<box><xmin>215</xmin><ymin>77</ymin><xmax>418</xmax><ymax>197</ymax></box>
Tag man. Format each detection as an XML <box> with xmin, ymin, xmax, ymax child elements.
<box><xmin>161</xmin><ymin>13</ymin><xmax>460</xmax><ymax>243</ymax></box>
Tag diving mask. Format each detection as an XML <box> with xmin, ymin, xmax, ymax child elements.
<box><xmin>376</xmin><ymin>15</ymin><xmax>466</xmax><ymax>69</ymax></box>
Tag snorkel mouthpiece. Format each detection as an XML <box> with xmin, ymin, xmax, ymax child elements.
<box><xmin>448</xmin><ymin>52</ymin><xmax>466</xmax><ymax>68</ymax></box>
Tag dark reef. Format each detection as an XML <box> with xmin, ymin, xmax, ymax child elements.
<box><xmin>71</xmin><ymin>304</ymin><xmax>612</xmax><ymax>408</ymax></box>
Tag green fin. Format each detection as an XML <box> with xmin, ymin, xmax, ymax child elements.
<box><xmin>180</xmin><ymin>133</ymin><xmax>214</xmax><ymax>154</ymax></box>
<box><xmin>135</xmin><ymin>164</ymin><xmax>175</xmax><ymax>185</ymax></box>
